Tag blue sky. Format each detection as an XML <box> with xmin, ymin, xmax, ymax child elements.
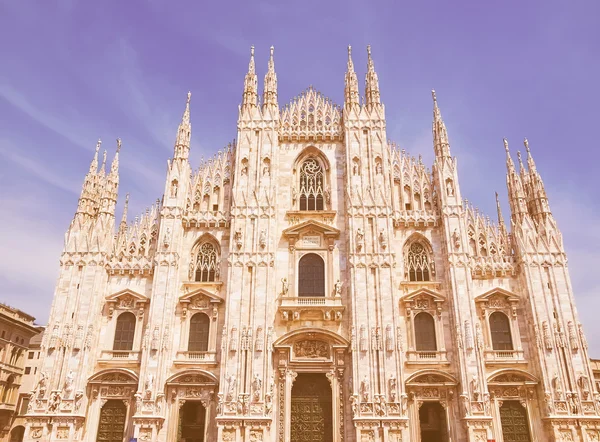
<box><xmin>1</xmin><ymin>1</ymin><xmax>599</xmax><ymax>353</ymax></box>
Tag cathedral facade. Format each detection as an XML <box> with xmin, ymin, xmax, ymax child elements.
<box><xmin>22</xmin><ymin>46</ymin><xmax>600</xmax><ymax>442</ymax></box>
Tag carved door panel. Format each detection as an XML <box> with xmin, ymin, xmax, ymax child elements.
<box><xmin>96</xmin><ymin>400</ymin><xmax>126</xmax><ymax>442</ymax></box>
<box><xmin>290</xmin><ymin>374</ymin><xmax>332</xmax><ymax>442</ymax></box>
<box><xmin>500</xmin><ymin>401</ymin><xmax>531</xmax><ymax>442</ymax></box>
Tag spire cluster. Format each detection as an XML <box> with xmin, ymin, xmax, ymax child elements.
<box><xmin>76</xmin><ymin>138</ymin><xmax>122</xmax><ymax>220</ymax></box>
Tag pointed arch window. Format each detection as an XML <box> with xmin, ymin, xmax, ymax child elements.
<box><xmin>192</xmin><ymin>242</ymin><xmax>219</xmax><ymax>282</ymax></box>
<box><xmin>414</xmin><ymin>312</ymin><xmax>437</xmax><ymax>351</ymax></box>
<box><xmin>188</xmin><ymin>313</ymin><xmax>210</xmax><ymax>352</ymax></box>
<box><xmin>299</xmin><ymin>158</ymin><xmax>324</xmax><ymax>211</ymax></box>
<box><xmin>113</xmin><ymin>312</ymin><xmax>135</xmax><ymax>351</ymax></box>
<box><xmin>406</xmin><ymin>242</ymin><xmax>432</xmax><ymax>282</ymax></box>
<box><xmin>490</xmin><ymin>311</ymin><xmax>513</xmax><ymax>350</ymax></box>
<box><xmin>298</xmin><ymin>253</ymin><xmax>325</xmax><ymax>297</ymax></box>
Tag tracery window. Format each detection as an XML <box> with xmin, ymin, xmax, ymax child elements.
<box><xmin>406</xmin><ymin>242</ymin><xmax>432</xmax><ymax>282</ymax></box>
<box><xmin>489</xmin><ymin>311</ymin><xmax>513</xmax><ymax>350</ymax></box>
<box><xmin>113</xmin><ymin>312</ymin><xmax>135</xmax><ymax>351</ymax></box>
<box><xmin>188</xmin><ymin>313</ymin><xmax>210</xmax><ymax>352</ymax></box>
<box><xmin>192</xmin><ymin>242</ymin><xmax>219</xmax><ymax>282</ymax></box>
<box><xmin>414</xmin><ymin>312</ymin><xmax>437</xmax><ymax>351</ymax></box>
<box><xmin>299</xmin><ymin>158</ymin><xmax>324</xmax><ymax>211</ymax></box>
<box><xmin>298</xmin><ymin>253</ymin><xmax>325</xmax><ymax>297</ymax></box>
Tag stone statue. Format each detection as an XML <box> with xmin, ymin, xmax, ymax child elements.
<box><xmin>281</xmin><ymin>278</ymin><xmax>289</xmax><ymax>296</ymax></box>
<box><xmin>388</xmin><ymin>375</ymin><xmax>397</xmax><ymax>402</ymax></box>
<box><xmin>334</xmin><ymin>279</ymin><xmax>342</xmax><ymax>297</ymax></box>
<box><xmin>63</xmin><ymin>370</ymin><xmax>74</xmax><ymax>398</ymax></box>
<box><xmin>227</xmin><ymin>374</ymin><xmax>236</xmax><ymax>401</ymax></box>
<box><xmin>35</xmin><ymin>372</ymin><xmax>48</xmax><ymax>398</ymax></box>
<box><xmin>252</xmin><ymin>374</ymin><xmax>262</xmax><ymax>402</ymax></box>
<box><xmin>360</xmin><ymin>375</ymin><xmax>370</xmax><ymax>402</ymax></box>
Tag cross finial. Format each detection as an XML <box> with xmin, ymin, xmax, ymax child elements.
<box><xmin>116</xmin><ymin>138</ymin><xmax>122</xmax><ymax>153</ymax></box>
<box><xmin>503</xmin><ymin>138</ymin><xmax>509</xmax><ymax>153</ymax></box>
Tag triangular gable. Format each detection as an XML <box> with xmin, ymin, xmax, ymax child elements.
<box><xmin>401</xmin><ymin>287</ymin><xmax>445</xmax><ymax>303</ymax></box>
<box><xmin>475</xmin><ymin>287</ymin><xmax>519</xmax><ymax>303</ymax></box>
<box><xmin>282</xmin><ymin>219</ymin><xmax>340</xmax><ymax>238</ymax></box>
<box><xmin>179</xmin><ymin>287</ymin><xmax>223</xmax><ymax>304</ymax></box>
<box><xmin>105</xmin><ymin>289</ymin><xmax>148</xmax><ymax>304</ymax></box>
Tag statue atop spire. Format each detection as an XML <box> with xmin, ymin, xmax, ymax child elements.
<box><xmin>242</xmin><ymin>45</ymin><xmax>258</xmax><ymax>108</ymax></box>
<box><xmin>364</xmin><ymin>45</ymin><xmax>381</xmax><ymax>108</ymax></box>
<box><xmin>344</xmin><ymin>45</ymin><xmax>359</xmax><ymax>110</ymax></box>
<box><xmin>263</xmin><ymin>45</ymin><xmax>278</xmax><ymax>110</ymax></box>
<box><xmin>174</xmin><ymin>91</ymin><xmax>192</xmax><ymax>160</ymax></box>
<box><xmin>432</xmin><ymin>90</ymin><xmax>450</xmax><ymax>158</ymax></box>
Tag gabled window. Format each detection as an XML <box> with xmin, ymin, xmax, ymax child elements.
<box><xmin>414</xmin><ymin>312</ymin><xmax>437</xmax><ymax>351</ymax></box>
<box><xmin>406</xmin><ymin>242</ymin><xmax>432</xmax><ymax>282</ymax></box>
<box><xmin>192</xmin><ymin>242</ymin><xmax>219</xmax><ymax>282</ymax></box>
<box><xmin>113</xmin><ymin>312</ymin><xmax>136</xmax><ymax>351</ymax></box>
<box><xmin>298</xmin><ymin>253</ymin><xmax>325</xmax><ymax>297</ymax></box>
<box><xmin>490</xmin><ymin>311</ymin><xmax>513</xmax><ymax>350</ymax></box>
<box><xmin>299</xmin><ymin>158</ymin><xmax>325</xmax><ymax>211</ymax></box>
<box><xmin>188</xmin><ymin>313</ymin><xmax>210</xmax><ymax>352</ymax></box>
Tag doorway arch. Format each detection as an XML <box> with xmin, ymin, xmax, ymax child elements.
<box><xmin>290</xmin><ymin>373</ymin><xmax>332</xmax><ymax>442</ymax></box>
<box><xmin>179</xmin><ymin>401</ymin><xmax>206</xmax><ymax>442</ymax></box>
<box><xmin>96</xmin><ymin>399</ymin><xmax>127</xmax><ymax>442</ymax></box>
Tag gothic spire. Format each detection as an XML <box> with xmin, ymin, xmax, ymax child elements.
<box><xmin>242</xmin><ymin>45</ymin><xmax>258</xmax><ymax>108</ymax></box>
<box><xmin>523</xmin><ymin>138</ymin><xmax>552</xmax><ymax>221</ymax></box>
<box><xmin>364</xmin><ymin>45</ymin><xmax>381</xmax><ymax>108</ymax></box>
<box><xmin>504</xmin><ymin>138</ymin><xmax>529</xmax><ymax>223</ymax></box>
<box><xmin>524</xmin><ymin>138</ymin><xmax>537</xmax><ymax>172</ymax></box>
<box><xmin>495</xmin><ymin>191</ymin><xmax>507</xmax><ymax>236</ymax></box>
<box><xmin>119</xmin><ymin>193</ymin><xmax>129</xmax><ymax>235</ymax></box>
<box><xmin>76</xmin><ymin>139</ymin><xmax>102</xmax><ymax>218</ymax></box>
<box><xmin>432</xmin><ymin>90</ymin><xmax>450</xmax><ymax>158</ymax></box>
<box><xmin>89</xmin><ymin>139</ymin><xmax>101</xmax><ymax>173</ymax></box>
<box><xmin>262</xmin><ymin>45</ymin><xmax>278</xmax><ymax>110</ymax></box>
<box><xmin>174</xmin><ymin>92</ymin><xmax>192</xmax><ymax>160</ymax></box>
<box><xmin>344</xmin><ymin>45</ymin><xmax>359</xmax><ymax>109</ymax></box>
<box><xmin>110</xmin><ymin>138</ymin><xmax>121</xmax><ymax>176</ymax></box>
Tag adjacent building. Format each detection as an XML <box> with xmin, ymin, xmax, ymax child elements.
<box><xmin>22</xmin><ymin>46</ymin><xmax>600</xmax><ymax>441</ymax></box>
<box><xmin>0</xmin><ymin>304</ymin><xmax>42</xmax><ymax>442</ymax></box>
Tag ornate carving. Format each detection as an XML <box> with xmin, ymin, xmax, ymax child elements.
<box><xmin>294</xmin><ymin>340</ymin><xmax>329</xmax><ymax>358</ymax></box>
<box><xmin>360</xmin><ymin>375</ymin><xmax>370</xmax><ymax>402</ymax></box>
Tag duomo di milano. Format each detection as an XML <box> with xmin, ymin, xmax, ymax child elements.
<box><xmin>21</xmin><ymin>45</ymin><xmax>600</xmax><ymax>442</ymax></box>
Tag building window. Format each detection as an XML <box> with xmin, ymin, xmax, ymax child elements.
<box><xmin>28</xmin><ymin>352</ymin><xmax>34</xmax><ymax>359</ymax></box>
<box><xmin>490</xmin><ymin>311</ymin><xmax>513</xmax><ymax>350</ymax></box>
<box><xmin>298</xmin><ymin>253</ymin><xmax>325</xmax><ymax>297</ymax></box>
<box><xmin>191</xmin><ymin>242</ymin><xmax>219</xmax><ymax>282</ymax></box>
<box><xmin>188</xmin><ymin>313</ymin><xmax>210</xmax><ymax>352</ymax></box>
<box><xmin>406</xmin><ymin>242</ymin><xmax>432</xmax><ymax>282</ymax></box>
<box><xmin>24</xmin><ymin>367</ymin><xmax>31</xmax><ymax>375</ymax></box>
<box><xmin>414</xmin><ymin>312</ymin><xmax>437</xmax><ymax>351</ymax></box>
<box><xmin>299</xmin><ymin>158</ymin><xmax>325</xmax><ymax>211</ymax></box>
<box><xmin>2</xmin><ymin>375</ymin><xmax>14</xmax><ymax>403</ymax></box>
<box><xmin>19</xmin><ymin>396</ymin><xmax>29</xmax><ymax>415</ymax></box>
<box><xmin>113</xmin><ymin>312</ymin><xmax>136</xmax><ymax>351</ymax></box>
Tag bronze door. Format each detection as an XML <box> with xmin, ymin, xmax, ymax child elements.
<box><xmin>96</xmin><ymin>400</ymin><xmax>126</xmax><ymax>442</ymax></box>
<box><xmin>500</xmin><ymin>400</ymin><xmax>531</xmax><ymax>442</ymax></box>
<box><xmin>290</xmin><ymin>374</ymin><xmax>332</xmax><ymax>442</ymax></box>
<box><xmin>179</xmin><ymin>401</ymin><xmax>206</xmax><ymax>442</ymax></box>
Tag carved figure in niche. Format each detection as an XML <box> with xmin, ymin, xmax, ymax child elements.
<box><xmin>170</xmin><ymin>180</ymin><xmax>178</xmax><ymax>197</ymax></box>
<box><xmin>151</xmin><ymin>327</ymin><xmax>159</xmax><ymax>351</ymax></box>
<box><xmin>226</xmin><ymin>374</ymin><xmax>236</xmax><ymax>401</ymax></box>
<box><xmin>234</xmin><ymin>228</ymin><xmax>243</xmax><ymax>248</ymax></box>
<box><xmin>294</xmin><ymin>340</ymin><xmax>328</xmax><ymax>358</ymax></box>
<box><xmin>34</xmin><ymin>372</ymin><xmax>48</xmax><ymax>398</ymax></box>
<box><xmin>74</xmin><ymin>391</ymin><xmax>83</xmax><ymax>412</ymax></box>
<box><xmin>262</xmin><ymin>161</ymin><xmax>270</xmax><ymax>177</ymax></box>
<box><xmin>446</xmin><ymin>179</ymin><xmax>455</xmax><ymax>196</ymax></box>
<box><xmin>145</xmin><ymin>373</ymin><xmax>154</xmax><ymax>399</ymax></box>
<box><xmin>360</xmin><ymin>375</ymin><xmax>370</xmax><ymax>402</ymax></box>
<box><xmin>352</xmin><ymin>160</ymin><xmax>360</xmax><ymax>176</ymax></box>
<box><xmin>293</xmin><ymin>311</ymin><xmax>300</xmax><ymax>321</ymax></box>
<box><xmin>259</xmin><ymin>230</ymin><xmax>267</xmax><ymax>248</ymax></box>
<box><xmin>578</xmin><ymin>374</ymin><xmax>591</xmax><ymax>400</ymax></box>
<box><xmin>63</xmin><ymin>370</ymin><xmax>74</xmax><ymax>399</ymax></box>
<box><xmin>252</xmin><ymin>374</ymin><xmax>262</xmax><ymax>402</ymax></box>
<box><xmin>324</xmin><ymin>185</ymin><xmax>331</xmax><ymax>204</ymax></box>
<box><xmin>356</xmin><ymin>228</ymin><xmax>364</xmax><ymax>250</ymax></box>
<box><xmin>334</xmin><ymin>279</ymin><xmax>342</xmax><ymax>297</ymax></box>
<box><xmin>379</xmin><ymin>229</ymin><xmax>387</xmax><ymax>248</ymax></box>
<box><xmin>282</xmin><ymin>311</ymin><xmax>289</xmax><ymax>321</ymax></box>
<box><xmin>543</xmin><ymin>321</ymin><xmax>553</xmax><ymax>350</ymax></box>
<box><xmin>388</xmin><ymin>375</ymin><xmax>397</xmax><ymax>402</ymax></box>
<box><xmin>568</xmin><ymin>321</ymin><xmax>578</xmax><ymax>350</ymax></box>
<box><xmin>281</xmin><ymin>278</ymin><xmax>289</xmax><ymax>296</ymax></box>
<box><xmin>552</xmin><ymin>374</ymin><xmax>563</xmax><ymax>400</ymax></box>
<box><xmin>453</xmin><ymin>229</ymin><xmax>461</xmax><ymax>249</ymax></box>
<box><xmin>544</xmin><ymin>391</ymin><xmax>554</xmax><ymax>415</ymax></box>
<box><xmin>400</xmin><ymin>393</ymin><xmax>408</xmax><ymax>415</ymax></box>
<box><xmin>324</xmin><ymin>311</ymin><xmax>331</xmax><ymax>320</ymax></box>
<box><xmin>241</xmin><ymin>159</ymin><xmax>248</xmax><ymax>176</ymax></box>
<box><xmin>292</xmin><ymin>186</ymin><xmax>298</xmax><ymax>204</ymax></box>
<box><xmin>359</xmin><ymin>326</ymin><xmax>367</xmax><ymax>352</ymax></box>
<box><xmin>471</xmin><ymin>375</ymin><xmax>480</xmax><ymax>401</ymax></box>
<box><xmin>578</xmin><ymin>323</ymin><xmax>588</xmax><ymax>349</ymax></box>
<box><xmin>375</xmin><ymin>160</ymin><xmax>382</xmax><ymax>175</ymax></box>
<box><xmin>475</xmin><ymin>322</ymin><xmax>484</xmax><ymax>351</ymax></box>
<box><xmin>460</xmin><ymin>394</ymin><xmax>470</xmax><ymax>416</ymax></box>
<box><xmin>48</xmin><ymin>391</ymin><xmax>61</xmax><ymax>413</ymax></box>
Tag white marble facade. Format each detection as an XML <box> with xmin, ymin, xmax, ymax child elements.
<box><xmin>23</xmin><ymin>46</ymin><xmax>600</xmax><ymax>442</ymax></box>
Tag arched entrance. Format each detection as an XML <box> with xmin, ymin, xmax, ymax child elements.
<box><xmin>291</xmin><ymin>373</ymin><xmax>332</xmax><ymax>442</ymax></box>
<box><xmin>96</xmin><ymin>399</ymin><xmax>127</xmax><ymax>442</ymax></box>
<box><xmin>9</xmin><ymin>426</ymin><xmax>24</xmax><ymax>442</ymax></box>
<box><xmin>179</xmin><ymin>401</ymin><xmax>206</xmax><ymax>442</ymax></box>
<box><xmin>419</xmin><ymin>402</ymin><xmax>448</xmax><ymax>442</ymax></box>
<box><xmin>499</xmin><ymin>400</ymin><xmax>531</xmax><ymax>442</ymax></box>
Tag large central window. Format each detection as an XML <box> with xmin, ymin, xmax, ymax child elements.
<box><xmin>299</xmin><ymin>158</ymin><xmax>324</xmax><ymax>211</ymax></box>
<box><xmin>298</xmin><ymin>253</ymin><xmax>325</xmax><ymax>297</ymax></box>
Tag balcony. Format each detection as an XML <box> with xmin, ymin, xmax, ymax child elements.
<box><xmin>484</xmin><ymin>349</ymin><xmax>525</xmax><ymax>365</ymax></box>
<box><xmin>174</xmin><ymin>351</ymin><xmax>217</xmax><ymax>366</ymax></box>
<box><xmin>406</xmin><ymin>350</ymin><xmax>449</xmax><ymax>365</ymax></box>
<box><xmin>278</xmin><ymin>296</ymin><xmax>344</xmax><ymax>322</ymax></box>
<box><xmin>97</xmin><ymin>350</ymin><xmax>141</xmax><ymax>366</ymax></box>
